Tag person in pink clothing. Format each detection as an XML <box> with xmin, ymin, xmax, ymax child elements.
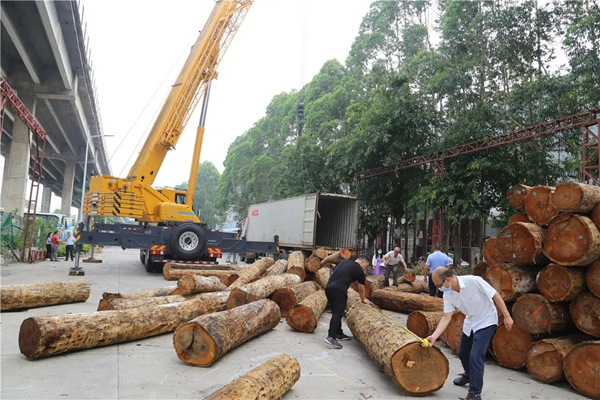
<box><xmin>371</xmin><ymin>248</ymin><xmax>385</xmax><ymax>275</ymax></box>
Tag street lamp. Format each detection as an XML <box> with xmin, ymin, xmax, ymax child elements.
<box><xmin>79</xmin><ymin>134</ymin><xmax>113</xmax><ymax>223</ymax></box>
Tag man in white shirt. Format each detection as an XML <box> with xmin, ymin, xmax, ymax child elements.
<box><xmin>382</xmin><ymin>247</ymin><xmax>407</xmax><ymax>286</ymax></box>
<box><xmin>425</xmin><ymin>268</ymin><xmax>513</xmax><ymax>400</ymax></box>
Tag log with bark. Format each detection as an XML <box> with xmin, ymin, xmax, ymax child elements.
<box><xmin>592</xmin><ymin>202</ymin><xmax>600</xmax><ymax>230</ymax></box>
<box><xmin>203</xmin><ymin>353</ymin><xmax>301</xmax><ymax>400</ymax></box>
<box><xmin>407</xmin><ymin>311</ymin><xmax>443</xmax><ymax>338</ymax></box>
<box><xmin>286</xmin><ymin>251</ymin><xmax>306</xmax><ymax>281</ymax></box>
<box><xmin>388</xmin><ymin>280</ymin><xmax>428</xmax><ymax>294</ymax></box>
<box><xmin>263</xmin><ymin>259</ymin><xmax>288</xmax><ymax>277</ymax></box>
<box><xmin>102</xmin><ymin>286</ymin><xmax>180</xmax><ymax>300</ymax></box>
<box><xmin>563</xmin><ymin>341</ymin><xmax>600</xmax><ymax>399</ymax></box>
<box><xmin>491</xmin><ymin>322</ymin><xmax>535</xmax><ymax>369</ymax></box>
<box><xmin>286</xmin><ymin>290</ymin><xmax>327</xmax><ymax>333</ymax></box>
<box><xmin>270</xmin><ymin>281</ymin><xmax>321</xmax><ymax>317</ymax></box>
<box><xmin>587</xmin><ymin>259</ymin><xmax>600</xmax><ymax>298</ymax></box>
<box><xmin>19</xmin><ymin>291</ymin><xmax>230</xmax><ymax>359</ymax></box>
<box><xmin>496</xmin><ymin>222</ymin><xmax>547</xmax><ymax>265</ymax></box>
<box><xmin>173</xmin><ymin>299</ymin><xmax>280</xmax><ymax>366</ymax></box>
<box><xmin>370</xmin><ymin>289</ymin><xmax>443</xmax><ymax>314</ymax></box>
<box><xmin>483</xmin><ymin>263</ymin><xmax>540</xmax><ymax>302</ymax></box>
<box><xmin>569</xmin><ymin>292</ymin><xmax>600</xmax><ymax>337</ymax></box>
<box><xmin>168</xmin><ymin>262</ymin><xmax>241</xmax><ymax>271</ymax></box>
<box><xmin>366</xmin><ymin>275</ymin><xmax>385</xmax><ymax>290</ymax></box>
<box><xmin>350</xmin><ymin>279</ymin><xmax>371</xmax><ymax>299</ymax></box>
<box><xmin>513</xmin><ymin>294</ymin><xmax>572</xmax><ymax>334</ymax></box>
<box><xmin>227</xmin><ymin>274</ymin><xmax>301</xmax><ymax>309</ymax></box>
<box><xmin>163</xmin><ymin>264</ymin><xmax>239</xmax><ymax>283</ymax></box>
<box><xmin>543</xmin><ymin>213</ymin><xmax>600</xmax><ymax>266</ymax></box>
<box><xmin>228</xmin><ymin>258</ymin><xmax>275</xmax><ymax>289</ymax></box>
<box><xmin>525</xmin><ymin>185</ymin><xmax>559</xmax><ymax>226</ymax></box>
<box><xmin>551</xmin><ymin>181</ymin><xmax>600</xmax><ymax>213</ymax></box>
<box><xmin>483</xmin><ymin>237</ymin><xmax>506</xmax><ymax>265</ymax></box>
<box><xmin>1</xmin><ymin>280</ymin><xmax>90</xmax><ymax>311</ymax></box>
<box><xmin>177</xmin><ymin>275</ymin><xmax>228</xmax><ymax>295</ymax></box>
<box><xmin>507</xmin><ymin>184</ymin><xmax>531</xmax><ymax>211</ymax></box>
<box><xmin>315</xmin><ymin>267</ymin><xmax>330</xmax><ymax>289</ymax></box>
<box><xmin>442</xmin><ymin>311</ymin><xmax>466</xmax><ymax>354</ymax></box>
<box><xmin>536</xmin><ymin>263</ymin><xmax>586</xmax><ymax>302</ymax></box>
<box><xmin>345</xmin><ymin>291</ymin><xmax>448</xmax><ymax>395</ymax></box>
<box><xmin>525</xmin><ymin>335</ymin><xmax>589</xmax><ymax>383</ymax></box>
<box><xmin>304</xmin><ymin>255</ymin><xmax>322</xmax><ymax>272</ymax></box>
<box><xmin>472</xmin><ymin>261</ymin><xmax>489</xmax><ymax>278</ymax></box>
<box><xmin>312</xmin><ymin>247</ymin><xmax>328</xmax><ymax>260</ymax></box>
<box><xmin>401</xmin><ymin>271</ymin><xmax>416</xmax><ymax>283</ymax></box>
<box><xmin>320</xmin><ymin>249</ymin><xmax>351</xmax><ymax>265</ymax></box>
<box><xmin>508</xmin><ymin>213</ymin><xmax>530</xmax><ymax>224</ymax></box>
<box><xmin>97</xmin><ymin>291</ymin><xmax>228</xmax><ymax>311</ymax></box>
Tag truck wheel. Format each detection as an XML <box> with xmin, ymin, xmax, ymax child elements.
<box><xmin>140</xmin><ymin>250</ymin><xmax>146</xmax><ymax>264</ymax></box>
<box><xmin>169</xmin><ymin>224</ymin><xmax>207</xmax><ymax>260</ymax></box>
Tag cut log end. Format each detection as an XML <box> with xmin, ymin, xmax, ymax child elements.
<box><xmin>507</xmin><ymin>184</ymin><xmax>531</xmax><ymax>211</ymax></box>
<box><xmin>18</xmin><ymin>318</ymin><xmax>41</xmax><ymax>359</ymax></box>
<box><xmin>227</xmin><ymin>289</ymin><xmax>249</xmax><ymax>310</ymax></box>
<box><xmin>404</xmin><ymin>271</ymin><xmax>416</xmax><ymax>283</ymax></box>
<box><xmin>563</xmin><ymin>341</ymin><xmax>600</xmax><ymax>399</ymax></box>
<box><xmin>97</xmin><ymin>299</ymin><xmax>114</xmax><ymax>311</ymax></box>
<box><xmin>391</xmin><ymin>342</ymin><xmax>448</xmax><ymax>394</ymax></box>
<box><xmin>569</xmin><ymin>292</ymin><xmax>600</xmax><ymax>337</ymax></box>
<box><xmin>406</xmin><ymin>312</ymin><xmax>432</xmax><ymax>338</ymax></box>
<box><xmin>587</xmin><ymin>260</ymin><xmax>600</xmax><ymax>297</ymax></box>
<box><xmin>492</xmin><ymin>324</ymin><xmax>531</xmax><ymax>369</ymax></box>
<box><xmin>270</xmin><ymin>288</ymin><xmax>295</xmax><ymax>317</ymax></box>
<box><xmin>177</xmin><ymin>275</ymin><xmax>197</xmax><ymax>293</ymax></box>
<box><xmin>543</xmin><ymin>213</ymin><xmax>600</xmax><ymax>266</ymax></box>
<box><xmin>537</xmin><ymin>264</ymin><xmax>585</xmax><ymax>302</ymax></box>
<box><xmin>525</xmin><ymin>341</ymin><xmax>564</xmax><ymax>383</ymax></box>
<box><xmin>513</xmin><ymin>294</ymin><xmax>571</xmax><ymax>334</ymax></box>
<box><xmin>286</xmin><ymin>305</ymin><xmax>317</xmax><ymax>333</ymax></box>
<box><xmin>173</xmin><ymin>323</ymin><xmax>216</xmax><ymax>367</ymax></box>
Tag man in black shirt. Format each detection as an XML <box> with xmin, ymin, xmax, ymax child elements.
<box><xmin>324</xmin><ymin>255</ymin><xmax>371</xmax><ymax>349</ymax></box>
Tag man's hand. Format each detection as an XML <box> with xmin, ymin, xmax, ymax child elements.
<box><xmin>362</xmin><ymin>299</ymin><xmax>371</xmax><ymax>305</ymax></box>
<box><xmin>504</xmin><ymin>315</ymin><xmax>514</xmax><ymax>331</ymax></box>
<box><xmin>425</xmin><ymin>335</ymin><xmax>436</xmax><ymax>347</ymax></box>
<box><xmin>423</xmin><ymin>275</ymin><xmax>428</xmax><ymax>283</ymax></box>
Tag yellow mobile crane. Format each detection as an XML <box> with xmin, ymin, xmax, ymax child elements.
<box><xmin>73</xmin><ymin>0</ymin><xmax>279</xmax><ymax>273</ymax></box>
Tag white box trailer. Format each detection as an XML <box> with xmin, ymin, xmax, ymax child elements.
<box><xmin>240</xmin><ymin>192</ymin><xmax>359</xmax><ymax>262</ymax></box>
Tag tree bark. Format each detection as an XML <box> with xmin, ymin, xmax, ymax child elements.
<box><xmin>587</xmin><ymin>259</ymin><xmax>600</xmax><ymax>298</ymax></box>
<box><xmin>569</xmin><ymin>292</ymin><xmax>600</xmax><ymax>337</ymax></box>
<box><xmin>496</xmin><ymin>222</ymin><xmax>547</xmax><ymax>265</ymax></box>
<box><xmin>286</xmin><ymin>251</ymin><xmax>306</xmax><ymax>281</ymax></box>
<box><xmin>286</xmin><ymin>290</ymin><xmax>327</xmax><ymax>333</ymax></box>
<box><xmin>483</xmin><ymin>237</ymin><xmax>506</xmax><ymax>265</ymax></box>
<box><xmin>366</xmin><ymin>275</ymin><xmax>385</xmax><ymax>290</ymax></box>
<box><xmin>543</xmin><ymin>213</ymin><xmax>600</xmax><ymax>266</ymax></box>
<box><xmin>304</xmin><ymin>255</ymin><xmax>322</xmax><ymax>272</ymax></box>
<box><xmin>320</xmin><ymin>249</ymin><xmax>351</xmax><ymax>265</ymax></box>
<box><xmin>507</xmin><ymin>184</ymin><xmax>531</xmax><ymax>211</ymax></box>
<box><xmin>19</xmin><ymin>291</ymin><xmax>230</xmax><ymax>359</ymax></box>
<box><xmin>1</xmin><ymin>280</ymin><xmax>90</xmax><ymax>311</ymax></box>
<box><xmin>177</xmin><ymin>275</ymin><xmax>228</xmax><ymax>295</ymax></box>
<box><xmin>525</xmin><ymin>185</ymin><xmax>559</xmax><ymax>226</ymax></box>
<box><xmin>407</xmin><ymin>311</ymin><xmax>443</xmax><ymax>338</ymax></box>
<box><xmin>263</xmin><ymin>259</ymin><xmax>288</xmax><ymax>277</ymax></box>
<box><xmin>315</xmin><ymin>267</ymin><xmax>330</xmax><ymax>289</ymax></box>
<box><xmin>167</xmin><ymin>262</ymin><xmax>241</xmax><ymax>271</ymax></box>
<box><xmin>442</xmin><ymin>311</ymin><xmax>466</xmax><ymax>354</ymax></box>
<box><xmin>491</xmin><ymin>322</ymin><xmax>534</xmax><ymax>369</ymax></box>
<box><xmin>536</xmin><ymin>263</ymin><xmax>586</xmax><ymax>302</ymax></box>
<box><xmin>551</xmin><ymin>181</ymin><xmax>600</xmax><ymax>213</ymax></box>
<box><xmin>227</xmin><ymin>274</ymin><xmax>301</xmax><ymax>309</ymax></box>
<box><xmin>173</xmin><ymin>299</ymin><xmax>280</xmax><ymax>366</ymax></box>
<box><xmin>98</xmin><ymin>291</ymin><xmax>229</xmax><ymax>311</ymax></box>
<box><xmin>513</xmin><ymin>294</ymin><xmax>572</xmax><ymax>334</ymax></box>
<box><xmin>387</xmin><ymin>280</ymin><xmax>428</xmax><ymax>294</ymax></box>
<box><xmin>312</xmin><ymin>247</ymin><xmax>328</xmax><ymax>260</ymax></box>
<box><xmin>525</xmin><ymin>336</ymin><xmax>588</xmax><ymax>383</ymax></box>
<box><xmin>370</xmin><ymin>289</ymin><xmax>443</xmax><ymax>313</ymax></box>
<box><xmin>228</xmin><ymin>258</ymin><xmax>275</xmax><ymax>289</ymax></box>
<box><xmin>345</xmin><ymin>291</ymin><xmax>448</xmax><ymax>395</ymax></box>
<box><xmin>483</xmin><ymin>263</ymin><xmax>540</xmax><ymax>301</ymax></box>
<box><xmin>270</xmin><ymin>281</ymin><xmax>321</xmax><ymax>317</ymax></box>
<box><xmin>350</xmin><ymin>279</ymin><xmax>371</xmax><ymax>299</ymax></box>
<box><xmin>102</xmin><ymin>286</ymin><xmax>180</xmax><ymax>300</ymax></box>
<box><xmin>203</xmin><ymin>353</ymin><xmax>301</xmax><ymax>400</ymax></box>
<box><xmin>163</xmin><ymin>264</ymin><xmax>239</xmax><ymax>282</ymax></box>
<box><xmin>591</xmin><ymin>202</ymin><xmax>600</xmax><ymax>230</ymax></box>
<box><xmin>563</xmin><ymin>341</ymin><xmax>600</xmax><ymax>399</ymax></box>
<box><xmin>508</xmin><ymin>213</ymin><xmax>530</xmax><ymax>224</ymax></box>
<box><xmin>472</xmin><ymin>261</ymin><xmax>489</xmax><ymax>278</ymax></box>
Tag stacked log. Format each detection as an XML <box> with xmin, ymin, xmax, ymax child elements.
<box><xmin>525</xmin><ymin>185</ymin><xmax>559</xmax><ymax>226</ymax></box>
<box><xmin>587</xmin><ymin>259</ymin><xmax>600</xmax><ymax>297</ymax></box>
<box><xmin>369</xmin><ymin>289</ymin><xmax>443</xmax><ymax>314</ymax></box>
<box><xmin>543</xmin><ymin>214</ymin><xmax>600</xmax><ymax>266</ymax></box>
<box><xmin>1</xmin><ymin>280</ymin><xmax>90</xmax><ymax>311</ymax></box>
<box><xmin>227</xmin><ymin>274</ymin><xmax>301</xmax><ymax>309</ymax></box>
<box><xmin>270</xmin><ymin>281</ymin><xmax>321</xmax><ymax>317</ymax></box>
<box><xmin>304</xmin><ymin>255</ymin><xmax>322</xmax><ymax>272</ymax></box>
<box><xmin>472</xmin><ymin>261</ymin><xmax>489</xmax><ymax>278</ymax></box>
<box><xmin>315</xmin><ymin>267</ymin><xmax>330</xmax><ymax>289</ymax></box>
<box><xmin>484</xmin><ymin>263</ymin><xmax>540</xmax><ymax>301</ymax></box>
<box><xmin>312</xmin><ymin>247</ymin><xmax>328</xmax><ymax>260</ymax></box>
<box><xmin>102</xmin><ymin>286</ymin><xmax>180</xmax><ymax>300</ymax></box>
<box><xmin>442</xmin><ymin>311</ymin><xmax>466</xmax><ymax>354</ymax></box>
<box><xmin>263</xmin><ymin>259</ymin><xmax>288</xmax><ymax>277</ymax></box>
<box><xmin>172</xmin><ymin>299</ymin><xmax>280</xmax><ymax>366</ymax></box>
<box><xmin>491</xmin><ymin>322</ymin><xmax>537</xmax><ymax>369</ymax></box>
<box><xmin>177</xmin><ymin>275</ymin><xmax>228</xmax><ymax>295</ymax></box>
<box><xmin>536</xmin><ymin>264</ymin><xmax>586</xmax><ymax>302</ymax></box>
<box><xmin>203</xmin><ymin>354</ymin><xmax>301</xmax><ymax>400</ymax></box>
<box><xmin>407</xmin><ymin>311</ymin><xmax>443</xmax><ymax>338</ymax></box>
<box><xmin>228</xmin><ymin>258</ymin><xmax>274</xmax><ymax>289</ymax></box>
<box><xmin>97</xmin><ymin>291</ymin><xmax>228</xmax><ymax>311</ymax></box>
<box><xmin>569</xmin><ymin>292</ymin><xmax>600</xmax><ymax>337</ymax></box>
<box><xmin>286</xmin><ymin>251</ymin><xmax>306</xmax><ymax>281</ymax></box>
<box><xmin>286</xmin><ymin>290</ymin><xmax>328</xmax><ymax>333</ymax></box>
<box><xmin>525</xmin><ymin>336</ymin><xmax>588</xmax><ymax>383</ymax></box>
<box><xmin>563</xmin><ymin>341</ymin><xmax>600</xmax><ymax>399</ymax></box>
<box><xmin>551</xmin><ymin>181</ymin><xmax>600</xmax><ymax>213</ymax></box>
<box><xmin>496</xmin><ymin>222</ymin><xmax>547</xmax><ymax>265</ymax></box>
<box><xmin>507</xmin><ymin>184</ymin><xmax>531</xmax><ymax>211</ymax></box>
<box><xmin>513</xmin><ymin>294</ymin><xmax>572</xmax><ymax>334</ymax></box>
<box><xmin>508</xmin><ymin>213</ymin><xmax>530</xmax><ymax>224</ymax></box>
<box><xmin>483</xmin><ymin>237</ymin><xmax>506</xmax><ymax>265</ymax></box>
<box><xmin>163</xmin><ymin>264</ymin><xmax>239</xmax><ymax>284</ymax></box>
<box><xmin>320</xmin><ymin>249</ymin><xmax>351</xmax><ymax>265</ymax></box>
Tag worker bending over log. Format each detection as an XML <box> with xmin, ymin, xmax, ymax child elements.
<box><xmin>324</xmin><ymin>255</ymin><xmax>371</xmax><ymax>349</ymax></box>
<box><xmin>425</xmin><ymin>268</ymin><xmax>513</xmax><ymax>400</ymax></box>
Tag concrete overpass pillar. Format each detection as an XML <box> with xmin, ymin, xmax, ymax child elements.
<box><xmin>0</xmin><ymin>152</ymin><xmax>10</xmax><ymax>209</ymax></box>
<box><xmin>60</xmin><ymin>161</ymin><xmax>75</xmax><ymax>217</ymax></box>
<box><xmin>3</xmin><ymin>94</ymin><xmax>35</xmax><ymax>217</ymax></box>
<box><xmin>41</xmin><ymin>186</ymin><xmax>52</xmax><ymax>212</ymax></box>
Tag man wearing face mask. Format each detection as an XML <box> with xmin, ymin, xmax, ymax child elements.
<box><xmin>425</xmin><ymin>268</ymin><xmax>513</xmax><ymax>400</ymax></box>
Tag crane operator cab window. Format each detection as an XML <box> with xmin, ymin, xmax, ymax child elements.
<box><xmin>175</xmin><ymin>193</ymin><xmax>186</xmax><ymax>205</ymax></box>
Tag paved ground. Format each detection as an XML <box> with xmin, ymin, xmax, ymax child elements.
<box><xmin>0</xmin><ymin>247</ymin><xmax>588</xmax><ymax>399</ymax></box>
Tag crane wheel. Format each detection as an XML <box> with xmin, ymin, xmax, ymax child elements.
<box><xmin>169</xmin><ymin>224</ymin><xmax>207</xmax><ymax>260</ymax></box>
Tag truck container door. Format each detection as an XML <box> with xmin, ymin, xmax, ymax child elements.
<box><xmin>302</xmin><ymin>193</ymin><xmax>318</xmax><ymax>247</ymax></box>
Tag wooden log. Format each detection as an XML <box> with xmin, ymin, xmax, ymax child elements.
<box><xmin>287</xmin><ymin>266</ymin><xmax>306</xmax><ymax>281</ymax></box>
<box><xmin>350</xmin><ymin>279</ymin><xmax>371</xmax><ymax>299</ymax></box>
<box><xmin>513</xmin><ymin>294</ymin><xmax>572</xmax><ymax>334</ymax></box>
<box><xmin>228</xmin><ymin>257</ymin><xmax>274</xmax><ymax>289</ymax></box>
<box><xmin>286</xmin><ymin>251</ymin><xmax>306</xmax><ymax>281</ymax></box>
<box><xmin>536</xmin><ymin>263</ymin><xmax>587</xmax><ymax>302</ymax></box>
<box><xmin>563</xmin><ymin>341</ymin><xmax>600</xmax><ymax>399</ymax></box>
<box><xmin>393</xmin><ymin>280</ymin><xmax>428</xmax><ymax>294</ymax></box>
<box><xmin>483</xmin><ymin>237</ymin><xmax>506</xmax><ymax>265</ymax></box>
<box><xmin>507</xmin><ymin>184</ymin><xmax>531</xmax><ymax>211</ymax></box>
<box><xmin>19</xmin><ymin>291</ymin><xmax>229</xmax><ymax>359</ymax></box>
<box><xmin>345</xmin><ymin>291</ymin><xmax>448</xmax><ymax>395</ymax></box>
<box><xmin>263</xmin><ymin>259</ymin><xmax>288</xmax><ymax>277</ymax></box>
<box><xmin>168</xmin><ymin>262</ymin><xmax>241</xmax><ymax>271</ymax></box>
<box><xmin>304</xmin><ymin>255</ymin><xmax>322</xmax><ymax>272</ymax></box>
<box><xmin>203</xmin><ymin>353</ymin><xmax>301</xmax><ymax>400</ymax></box>
<box><xmin>270</xmin><ymin>281</ymin><xmax>321</xmax><ymax>317</ymax></box>
<box><xmin>173</xmin><ymin>299</ymin><xmax>280</xmax><ymax>366</ymax></box>
<box><xmin>508</xmin><ymin>213</ymin><xmax>530</xmax><ymax>224</ymax></box>
<box><xmin>227</xmin><ymin>274</ymin><xmax>301</xmax><ymax>309</ymax></box>
<box><xmin>177</xmin><ymin>275</ymin><xmax>228</xmax><ymax>295</ymax></box>
<box><xmin>163</xmin><ymin>264</ymin><xmax>239</xmax><ymax>282</ymax></box>
<box><xmin>496</xmin><ymin>222</ymin><xmax>547</xmax><ymax>265</ymax></box>
<box><xmin>366</xmin><ymin>275</ymin><xmax>385</xmax><ymax>290</ymax></box>
<box><xmin>552</xmin><ymin>181</ymin><xmax>600</xmax><ymax>213</ymax></box>
<box><xmin>543</xmin><ymin>213</ymin><xmax>600</xmax><ymax>266</ymax></box>
<box><xmin>525</xmin><ymin>185</ymin><xmax>559</xmax><ymax>226</ymax></box>
<box><xmin>587</xmin><ymin>259</ymin><xmax>600</xmax><ymax>298</ymax></box>
<box><xmin>491</xmin><ymin>322</ymin><xmax>534</xmax><ymax>369</ymax></box>
<box><xmin>591</xmin><ymin>202</ymin><xmax>600</xmax><ymax>229</ymax></box>
<box><xmin>472</xmin><ymin>261</ymin><xmax>489</xmax><ymax>278</ymax></box>
<box><xmin>483</xmin><ymin>263</ymin><xmax>540</xmax><ymax>302</ymax></box>
<box><xmin>320</xmin><ymin>249</ymin><xmax>351</xmax><ymax>265</ymax></box>
<box><xmin>286</xmin><ymin>290</ymin><xmax>327</xmax><ymax>333</ymax></box>
<box><xmin>1</xmin><ymin>280</ymin><xmax>90</xmax><ymax>311</ymax></box>
<box><xmin>525</xmin><ymin>336</ymin><xmax>588</xmax><ymax>383</ymax></box>
<box><xmin>569</xmin><ymin>292</ymin><xmax>600</xmax><ymax>337</ymax></box>
<box><xmin>401</xmin><ymin>271</ymin><xmax>416</xmax><ymax>283</ymax></box>
<box><xmin>315</xmin><ymin>266</ymin><xmax>330</xmax><ymax>289</ymax></box>
<box><xmin>322</xmin><ymin>262</ymin><xmax>335</xmax><ymax>269</ymax></box>
<box><xmin>407</xmin><ymin>311</ymin><xmax>443</xmax><ymax>338</ymax></box>
<box><xmin>312</xmin><ymin>247</ymin><xmax>328</xmax><ymax>260</ymax></box>
<box><xmin>102</xmin><ymin>286</ymin><xmax>179</xmax><ymax>300</ymax></box>
<box><xmin>98</xmin><ymin>291</ymin><xmax>229</xmax><ymax>311</ymax></box>
<box><xmin>370</xmin><ymin>289</ymin><xmax>444</xmax><ymax>313</ymax></box>
<box><xmin>442</xmin><ymin>311</ymin><xmax>466</xmax><ymax>354</ymax></box>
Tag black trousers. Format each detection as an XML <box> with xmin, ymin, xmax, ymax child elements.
<box><xmin>46</xmin><ymin>244</ymin><xmax>52</xmax><ymax>259</ymax></box>
<box><xmin>428</xmin><ymin>274</ymin><xmax>444</xmax><ymax>298</ymax></box>
<box><xmin>65</xmin><ymin>245</ymin><xmax>74</xmax><ymax>260</ymax></box>
<box><xmin>458</xmin><ymin>325</ymin><xmax>497</xmax><ymax>395</ymax></box>
<box><xmin>325</xmin><ymin>287</ymin><xmax>347</xmax><ymax>338</ymax></box>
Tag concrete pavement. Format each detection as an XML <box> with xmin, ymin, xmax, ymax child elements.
<box><xmin>0</xmin><ymin>247</ymin><xmax>588</xmax><ymax>399</ymax></box>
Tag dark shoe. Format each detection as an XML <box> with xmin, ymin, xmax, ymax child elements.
<box><xmin>324</xmin><ymin>336</ymin><xmax>342</xmax><ymax>349</ymax></box>
<box><xmin>454</xmin><ymin>374</ymin><xmax>469</xmax><ymax>386</ymax></box>
<box><xmin>337</xmin><ymin>333</ymin><xmax>352</xmax><ymax>341</ymax></box>
<box><xmin>465</xmin><ymin>393</ymin><xmax>481</xmax><ymax>400</ymax></box>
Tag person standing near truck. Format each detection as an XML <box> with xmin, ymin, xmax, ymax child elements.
<box><xmin>64</xmin><ymin>231</ymin><xmax>75</xmax><ymax>261</ymax></box>
<box><xmin>50</xmin><ymin>230</ymin><xmax>60</xmax><ymax>262</ymax></box>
